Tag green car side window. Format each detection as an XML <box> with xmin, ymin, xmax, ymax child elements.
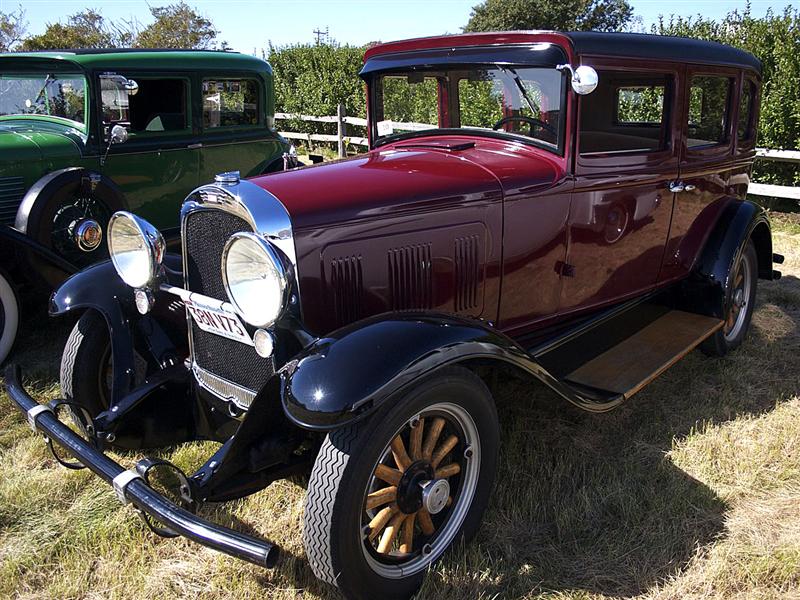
<box><xmin>202</xmin><ymin>78</ymin><xmax>260</xmax><ymax>129</ymax></box>
<box><xmin>101</xmin><ymin>76</ymin><xmax>190</xmax><ymax>138</ymax></box>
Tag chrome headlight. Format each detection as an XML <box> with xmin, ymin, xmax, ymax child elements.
<box><xmin>222</xmin><ymin>232</ymin><xmax>288</xmax><ymax>328</ymax></box>
<box><xmin>107</xmin><ymin>211</ymin><xmax>165</xmax><ymax>288</ymax></box>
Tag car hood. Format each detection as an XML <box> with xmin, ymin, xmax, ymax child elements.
<box><xmin>249</xmin><ymin>135</ymin><xmax>561</xmax><ymax>230</ymax></box>
<box><xmin>0</xmin><ymin>121</ymin><xmax>83</xmax><ymax>169</ymax></box>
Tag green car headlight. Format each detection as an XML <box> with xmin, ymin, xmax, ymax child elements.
<box><xmin>107</xmin><ymin>211</ymin><xmax>165</xmax><ymax>289</ymax></box>
<box><xmin>222</xmin><ymin>232</ymin><xmax>288</xmax><ymax>328</ymax></box>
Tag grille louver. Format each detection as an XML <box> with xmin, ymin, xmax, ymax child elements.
<box><xmin>388</xmin><ymin>243</ymin><xmax>433</xmax><ymax>311</ymax></box>
<box><xmin>0</xmin><ymin>177</ymin><xmax>26</xmax><ymax>226</ymax></box>
<box><xmin>330</xmin><ymin>254</ymin><xmax>364</xmax><ymax>326</ymax></box>
<box><xmin>454</xmin><ymin>235</ymin><xmax>480</xmax><ymax>312</ymax></box>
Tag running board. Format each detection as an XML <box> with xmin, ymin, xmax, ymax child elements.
<box><xmin>563</xmin><ymin>310</ymin><xmax>722</xmax><ymax>400</ymax></box>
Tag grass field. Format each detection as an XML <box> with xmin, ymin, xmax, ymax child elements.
<box><xmin>1</xmin><ymin>216</ymin><xmax>798</xmax><ymax>600</ymax></box>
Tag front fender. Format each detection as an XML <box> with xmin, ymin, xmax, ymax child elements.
<box><xmin>279</xmin><ymin>312</ymin><xmax>591</xmax><ymax>431</ymax></box>
<box><xmin>50</xmin><ymin>255</ymin><xmax>185</xmax><ymax>403</ymax></box>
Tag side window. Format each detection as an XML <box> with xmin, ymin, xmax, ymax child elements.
<box><xmin>202</xmin><ymin>79</ymin><xmax>260</xmax><ymax>128</ymax></box>
<box><xmin>737</xmin><ymin>79</ymin><xmax>756</xmax><ymax>141</ymax></box>
<box><xmin>580</xmin><ymin>72</ymin><xmax>671</xmax><ymax>156</ymax></box>
<box><xmin>101</xmin><ymin>77</ymin><xmax>189</xmax><ymax>135</ymax></box>
<box><xmin>687</xmin><ymin>75</ymin><xmax>732</xmax><ymax>148</ymax></box>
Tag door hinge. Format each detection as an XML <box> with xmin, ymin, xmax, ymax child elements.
<box><xmin>555</xmin><ymin>261</ymin><xmax>576</xmax><ymax>277</ymax></box>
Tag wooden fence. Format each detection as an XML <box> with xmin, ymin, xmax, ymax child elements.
<box><xmin>277</xmin><ymin>106</ymin><xmax>799</xmax><ymax>203</ymax></box>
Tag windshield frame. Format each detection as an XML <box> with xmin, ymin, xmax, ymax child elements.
<box><xmin>367</xmin><ymin>63</ymin><xmax>569</xmax><ymax>156</ymax></box>
<box><xmin>0</xmin><ymin>71</ymin><xmax>89</xmax><ymax>133</ymax></box>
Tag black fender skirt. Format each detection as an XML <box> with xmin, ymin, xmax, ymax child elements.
<box><xmin>279</xmin><ymin>312</ymin><xmax>604</xmax><ymax>431</ymax></box>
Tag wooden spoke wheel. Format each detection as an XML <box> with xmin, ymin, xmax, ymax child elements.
<box><xmin>723</xmin><ymin>247</ymin><xmax>753</xmax><ymax>342</ymax></box>
<box><xmin>302</xmin><ymin>366</ymin><xmax>499</xmax><ymax>600</ymax></box>
<box><xmin>361</xmin><ymin>406</ymin><xmax>478</xmax><ymax>571</ymax></box>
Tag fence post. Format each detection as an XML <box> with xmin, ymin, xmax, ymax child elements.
<box><xmin>337</xmin><ymin>103</ymin><xmax>346</xmax><ymax>158</ymax></box>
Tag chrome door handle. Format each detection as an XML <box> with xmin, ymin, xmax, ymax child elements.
<box><xmin>668</xmin><ymin>181</ymin><xmax>685</xmax><ymax>193</ymax></box>
<box><xmin>187</xmin><ymin>143</ymin><xmax>203</xmax><ymax>150</ymax></box>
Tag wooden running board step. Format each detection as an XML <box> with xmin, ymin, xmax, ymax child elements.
<box><xmin>565</xmin><ymin>310</ymin><xmax>723</xmax><ymax>400</ymax></box>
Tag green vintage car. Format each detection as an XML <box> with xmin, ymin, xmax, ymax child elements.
<box><xmin>0</xmin><ymin>48</ymin><xmax>295</xmax><ymax>364</ymax></box>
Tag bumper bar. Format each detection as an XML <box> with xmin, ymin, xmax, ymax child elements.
<box><xmin>3</xmin><ymin>365</ymin><xmax>278</xmax><ymax>568</ymax></box>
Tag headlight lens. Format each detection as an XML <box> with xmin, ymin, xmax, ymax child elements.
<box><xmin>222</xmin><ymin>232</ymin><xmax>288</xmax><ymax>328</ymax></box>
<box><xmin>107</xmin><ymin>211</ymin><xmax>165</xmax><ymax>289</ymax></box>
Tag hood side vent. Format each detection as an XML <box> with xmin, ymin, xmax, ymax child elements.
<box><xmin>389</xmin><ymin>243</ymin><xmax>433</xmax><ymax>310</ymax></box>
<box><xmin>330</xmin><ymin>254</ymin><xmax>364</xmax><ymax>326</ymax></box>
<box><xmin>455</xmin><ymin>235</ymin><xmax>480</xmax><ymax>312</ymax></box>
<box><xmin>0</xmin><ymin>177</ymin><xmax>25</xmax><ymax>226</ymax></box>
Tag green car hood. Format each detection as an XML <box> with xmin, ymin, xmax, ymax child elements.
<box><xmin>0</xmin><ymin>120</ymin><xmax>84</xmax><ymax>178</ymax></box>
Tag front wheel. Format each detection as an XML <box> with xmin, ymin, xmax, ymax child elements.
<box><xmin>0</xmin><ymin>271</ymin><xmax>20</xmax><ymax>364</ymax></box>
<box><xmin>302</xmin><ymin>366</ymin><xmax>499</xmax><ymax>600</ymax></box>
<box><xmin>701</xmin><ymin>239</ymin><xmax>758</xmax><ymax>356</ymax></box>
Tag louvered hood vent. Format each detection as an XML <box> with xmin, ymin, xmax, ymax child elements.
<box><xmin>388</xmin><ymin>243</ymin><xmax>433</xmax><ymax>311</ymax></box>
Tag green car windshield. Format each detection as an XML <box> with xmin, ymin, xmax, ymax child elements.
<box><xmin>0</xmin><ymin>73</ymin><xmax>87</xmax><ymax>128</ymax></box>
<box><xmin>372</xmin><ymin>65</ymin><xmax>564</xmax><ymax>151</ymax></box>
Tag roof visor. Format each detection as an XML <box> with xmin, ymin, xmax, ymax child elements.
<box><xmin>359</xmin><ymin>43</ymin><xmax>568</xmax><ymax>77</ymax></box>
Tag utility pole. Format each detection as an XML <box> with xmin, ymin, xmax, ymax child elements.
<box><xmin>313</xmin><ymin>26</ymin><xmax>329</xmax><ymax>45</ymax></box>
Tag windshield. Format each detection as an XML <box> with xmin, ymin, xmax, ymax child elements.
<box><xmin>371</xmin><ymin>65</ymin><xmax>564</xmax><ymax>151</ymax></box>
<box><xmin>0</xmin><ymin>73</ymin><xmax>87</xmax><ymax>127</ymax></box>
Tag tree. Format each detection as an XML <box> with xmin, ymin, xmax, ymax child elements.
<box><xmin>0</xmin><ymin>7</ymin><xmax>26</xmax><ymax>51</ymax></box>
<box><xmin>21</xmin><ymin>9</ymin><xmax>133</xmax><ymax>50</ymax></box>
<box><xmin>464</xmin><ymin>0</ymin><xmax>633</xmax><ymax>32</ymax></box>
<box><xmin>136</xmin><ymin>2</ymin><xmax>222</xmax><ymax>49</ymax></box>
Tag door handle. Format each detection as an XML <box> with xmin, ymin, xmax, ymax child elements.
<box><xmin>187</xmin><ymin>142</ymin><xmax>203</xmax><ymax>150</ymax></box>
<box><xmin>668</xmin><ymin>181</ymin><xmax>696</xmax><ymax>193</ymax></box>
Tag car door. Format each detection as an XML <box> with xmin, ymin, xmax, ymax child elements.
<box><xmin>561</xmin><ymin>59</ymin><xmax>681</xmax><ymax>313</ymax></box>
<box><xmin>98</xmin><ymin>71</ymin><xmax>200</xmax><ymax>233</ymax></box>
<box><xmin>657</xmin><ymin>66</ymin><xmax>739</xmax><ymax>283</ymax></box>
<box><xmin>197</xmin><ymin>73</ymin><xmax>286</xmax><ymax>183</ymax></box>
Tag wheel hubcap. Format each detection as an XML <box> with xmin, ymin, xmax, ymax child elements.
<box><xmin>73</xmin><ymin>219</ymin><xmax>103</xmax><ymax>252</ymax></box>
<box><xmin>420</xmin><ymin>478</ymin><xmax>450</xmax><ymax>515</ymax></box>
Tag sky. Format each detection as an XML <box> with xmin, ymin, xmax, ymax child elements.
<box><xmin>4</xmin><ymin>0</ymin><xmax>793</xmax><ymax>54</ymax></box>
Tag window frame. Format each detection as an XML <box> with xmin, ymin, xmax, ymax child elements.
<box><xmin>200</xmin><ymin>75</ymin><xmax>263</xmax><ymax>132</ymax></box>
<box><xmin>736</xmin><ymin>76</ymin><xmax>758</xmax><ymax>144</ymax></box>
<box><xmin>682</xmin><ymin>68</ymin><xmax>736</xmax><ymax>158</ymax></box>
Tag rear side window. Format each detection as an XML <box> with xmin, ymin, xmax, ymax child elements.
<box><xmin>737</xmin><ymin>79</ymin><xmax>756</xmax><ymax>141</ymax></box>
<box><xmin>203</xmin><ymin>79</ymin><xmax>260</xmax><ymax>128</ymax></box>
<box><xmin>580</xmin><ymin>72</ymin><xmax>672</xmax><ymax>156</ymax></box>
<box><xmin>687</xmin><ymin>75</ymin><xmax>732</xmax><ymax>148</ymax></box>
<box><xmin>101</xmin><ymin>77</ymin><xmax>189</xmax><ymax>134</ymax></box>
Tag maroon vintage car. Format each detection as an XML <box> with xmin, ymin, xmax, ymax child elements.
<box><xmin>6</xmin><ymin>32</ymin><xmax>783</xmax><ymax>599</ymax></box>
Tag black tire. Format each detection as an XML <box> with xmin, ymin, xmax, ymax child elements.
<box><xmin>0</xmin><ymin>270</ymin><xmax>20</xmax><ymax>365</ymax></box>
<box><xmin>22</xmin><ymin>171</ymin><xmax>124</xmax><ymax>269</ymax></box>
<box><xmin>701</xmin><ymin>239</ymin><xmax>758</xmax><ymax>357</ymax></box>
<box><xmin>302</xmin><ymin>366</ymin><xmax>499</xmax><ymax>600</ymax></box>
<box><xmin>60</xmin><ymin>310</ymin><xmax>113</xmax><ymax>416</ymax></box>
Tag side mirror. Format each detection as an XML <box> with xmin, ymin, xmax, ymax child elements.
<box><xmin>123</xmin><ymin>79</ymin><xmax>139</xmax><ymax>96</ymax></box>
<box><xmin>557</xmin><ymin>64</ymin><xmax>599</xmax><ymax>95</ymax></box>
<box><xmin>99</xmin><ymin>73</ymin><xmax>139</xmax><ymax>96</ymax></box>
<box><xmin>109</xmin><ymin>124</ymin><xmax>128</xmax><ymax>145</ymax></box>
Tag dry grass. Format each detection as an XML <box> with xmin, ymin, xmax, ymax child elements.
<box><xmin>1</xmin><ymin>221</ymin><xmax>799</xmax><ymax>599</ymax></box>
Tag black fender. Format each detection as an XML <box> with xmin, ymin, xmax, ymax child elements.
<box><xmin>279</xmin><ymin>312</ymin><xmax>618</xmax><ymax>431</ymax></box>
<box><xmin>683</xmin><ymin>199</ymin><xmax>773</xmax><ymax>319</ymax></box>
<box><xmin>49</xmin><ymin>254</ymin><xmax>186</xmax><ymax>405</ymax></box>
<box><xmin>0</xmin><ymin>225</ymin><xmax>75</xmax><ymax>290</ymax></box>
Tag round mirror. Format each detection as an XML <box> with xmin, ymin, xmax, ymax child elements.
<box><xmin>110</xmin><ymin>124</ymin><xmax>128</xmax><ymax>145</ymax></box>
<box><xmin>572</xmin><ymin>66</ymin><xmax>598</xmax><ymax>95</ymax></box>
<box><xmin>124</xmin><ymin>79</ymin><xmax>139</xmax><ymax>96</ymax></box>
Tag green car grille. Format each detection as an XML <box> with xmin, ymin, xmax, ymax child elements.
<box><xmin>0</xmin><ymin>177</ymin><xmax>25</xmax><ymax>226</ymax></box>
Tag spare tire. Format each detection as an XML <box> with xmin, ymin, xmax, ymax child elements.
<box><xmin>16</xmin><ymin>169</ymin><xmax>126</xmax><ymax>269</ymax></box>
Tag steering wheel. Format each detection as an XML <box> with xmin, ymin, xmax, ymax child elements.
<box><xmin>492</xmin><ymin>115</ymin><xmax>556</xmax><ymax>137</ymax></box>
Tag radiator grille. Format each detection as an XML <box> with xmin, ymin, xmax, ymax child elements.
<box><xmin>388</xmin><ymin>243</ymin><xmax>433</xmax><ymax>310</ymax></box>
<box><xmin>0</xmin><ymin>177</ymin><xmax>25</xmax><ymax>226</ymax></box>
<box><xmin>330</xmin><ymin>254</ymin><xmax>363</xmax><ymax>327</ymax></box>
<box><xmin>454</xmin><ymin>235</ymin><xmax>480</xmax><ymax>312</ymax></box>
<box><xmin>184</xmin><ymin>209</ymin><xmax>274</xmax><ymax>395</ymax></box>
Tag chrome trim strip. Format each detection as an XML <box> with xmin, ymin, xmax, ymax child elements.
<box><xmin>193</xmin><ymin>364</ymin><xmax>256</xmax><ymax>410</ymax></box>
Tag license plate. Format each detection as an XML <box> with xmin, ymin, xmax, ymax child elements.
<box><xmin>185</xmin><ymin>299</ymin><xmax>253</xmax><ymax>346</ymax></box>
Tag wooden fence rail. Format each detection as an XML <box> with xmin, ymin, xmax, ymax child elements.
<box><xmin>277</xmin><ymin>106</ymin><xmax>799</xmax><ymax>203</ymax></box>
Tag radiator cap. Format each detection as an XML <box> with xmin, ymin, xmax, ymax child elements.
<box><xmin>214</xmin><ymin>171</ymin><xmax>240</xmax><ymax>185</ymax></box>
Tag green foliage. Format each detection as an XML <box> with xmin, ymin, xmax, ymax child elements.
<box><xmin>652</xmin><ymin>6</ymin><xmax>800</xmax><ymax>185</ymax></box>
<box><xmin>381</xmin><ymin>76</ymin><xmax>438</xmax><ymax>125</ymax></box>
<box><xmin>0</xmin><ymin>6</ymin><xmax>26</xmax><ymax>52</ymax></box>
<box><xmin>464</xmin><ymin>0</ymin><xmax>633</xmax><ymax>33</ymax></box>
<box><xmin>616</xmin><ymin>85</ymin><xmax>664</xmax><ymax>124</ymax></box>
<box><xmin>135</xmin><ymin>2</ymin><xmax>221</xmax><ymax>49</ymax></box>
<box><xmin>20</xmin><ymin>3</ymin><xmax>223</xmax><ymax>51</ymax></box>
<box><xmin>267</xmin><ymin>42</ymin><xmax>367</xmax><ymax>139</ymax></box>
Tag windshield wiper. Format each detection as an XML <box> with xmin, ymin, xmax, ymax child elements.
<box><xmin>500</xmin><ymin>66</ymin><xmax>540</xmax><ymax>116</ymax></box>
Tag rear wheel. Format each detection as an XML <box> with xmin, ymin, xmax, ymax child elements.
<box><xmin>0</xmin><ymin>271</ymin><xmax>19</xmax><ymax>364</ymax></box>
<box><xmin>701</xmin><ymin>239</ymin><xmax>758</xmax><ymax>356</ymax></box>
<box><xmin>302</xmin><ymin>366</ymin><xmax>499</xmax><ymax>600</ymax></box>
